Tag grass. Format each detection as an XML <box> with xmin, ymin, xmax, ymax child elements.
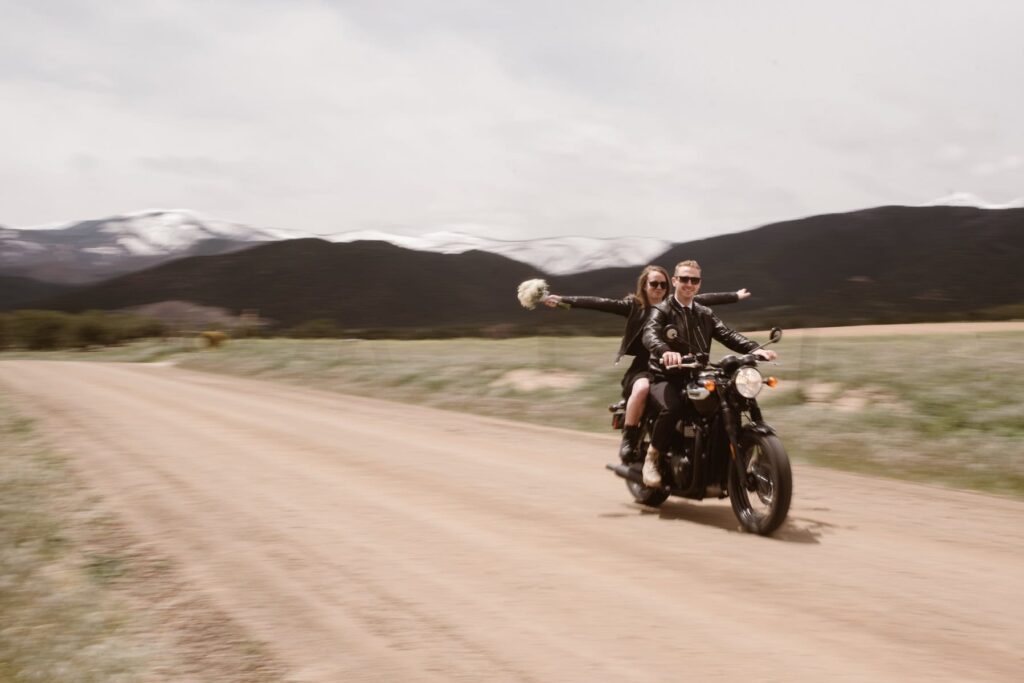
<box><xmin>0</xmin><ymin>387</ymin><xmax>287</xmax><ymax>682</ymax></box>
<box><xmin>0</xmin><ymin>336</ymin><xmax>201</xmax><ymax>363</ymax></box>
<box><xmin>754</xmin><ymin>331</ymin><xmax>1024</xmax><ymax>496</ymax></box>
<box><xmin>3</xmin><ymin>329</ymin><xmax>1022</xmax><ymax>497</ymax></box>
<box><xmin>172</xmin><ymin>336</ymin><xmax>627</xmax><ymax>432</ymax></box>
<box><xmin>0</xmin><ymin>395</ymin><xmax>152</xmax><ymax>682</ymax></box>
<box><xmin>164</xmin><ymin>331</ymin><xmax>1024</xmax><ymax>497</ymax></box>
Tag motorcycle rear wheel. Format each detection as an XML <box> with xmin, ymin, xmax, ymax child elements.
<box><xmin>626</xmin><ymin>479</ymin><xmax>669</xmax><ymax>507</ymax></box>
<box><xmin>728</xmin><ymin>432</ymin><xmax>792</xmax><ymax>535</ymax></box>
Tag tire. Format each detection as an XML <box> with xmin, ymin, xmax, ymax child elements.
<box><xmin>626</xmin><ymin>426</ymin><xmax>669</xmax><ymax>507</ymax></box>
<box><xmin>626</xmin><ymin>479</ymin><xmax>669</xmax><ymax>507</ymax></box>
<box><xmin>728</xmin><ymin>431</ymin><xmax>792</xmax><ymax>535</ymax></box>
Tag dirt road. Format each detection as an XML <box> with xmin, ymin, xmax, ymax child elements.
<box><xmin>2</xmin><ymin>360</ymin><xmax>1021</xmax><ymax>682</ymax></box>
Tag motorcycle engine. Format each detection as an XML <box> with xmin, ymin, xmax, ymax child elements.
<box><xmin>668</xmin><ymin>424</ymin><xmax>697</xmax><ymax>485</ymax></box>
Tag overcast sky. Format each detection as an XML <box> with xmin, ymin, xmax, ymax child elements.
<box><xmin>2</xmin><ymin>0</ymin><xmax>1022</xmax><ymax>240</ymax></box>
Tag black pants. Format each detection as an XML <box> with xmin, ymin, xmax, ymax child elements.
<box><xmin>648</xmin><ymin>380</ymin><xmax>689</xmax><ymax>452</ymax></box>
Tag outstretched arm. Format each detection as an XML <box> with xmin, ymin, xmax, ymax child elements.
<box><xmin>694</xmin><ymin>288</ymin><xmax>751</xmax><ymax>306</ymax></box>
<box><xmin>543</xmin><ymin>295</ymin><xmax>632</xmax><ymax>317</ymax></box>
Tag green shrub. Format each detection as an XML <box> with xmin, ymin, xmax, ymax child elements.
<box><xmin>74</xmin><ymin>311</ymin><xmax>116</xmax><ymax>348</ymax></box>
<box><xmin>1</xmin><ymin>310</ymin><xmax>166</xmax><ymax>351</ymax></box>
<box><xmin>9</xmin><ymin>311</ymin><xmax>74</xmax><ymax>350</ymax></box>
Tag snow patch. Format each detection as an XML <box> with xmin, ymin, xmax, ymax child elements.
<box><xmin>12</xmin><ymin>209</ymin><xmax>667</xmax><ymax>274</ymax></box>
<box><xmin>920</xmin><ymin>192</ymin><xmax>1024</xmax><ymax>209</ymax></box>
<box><xmin>82</xmin><ymin>246</ymin><xmax>125</xmax><ymax>255</ymax></box>
<box><xmin>321</xmin><ymin>229</ymin><xmax>671</xmax><ymax>275</ymax></box>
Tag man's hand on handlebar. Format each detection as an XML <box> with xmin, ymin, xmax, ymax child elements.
<box><xmin>661</xmin><ymin>351</ymin><xmax>692</xmax><ymax>368</ymax></box>
<box><xmin>753</xmin><ymin>349</ymin><xmax>778</xmax><ymax>361</ymax></box>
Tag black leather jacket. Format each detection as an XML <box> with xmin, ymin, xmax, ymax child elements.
<box><xmin>560</xmin><ymin>292</ymin><xmax>741</xmax><ymax>363</ymax></box>
<box><xmin>642</xmin><ymin>296</ymin><xmax>758</xmax><ymax>380</ymax></box>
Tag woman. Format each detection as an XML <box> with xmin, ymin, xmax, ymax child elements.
<box><xmin>543</xmin><ymin>265</ymin><xmax>750</xmax><ymax>462</ymax></box>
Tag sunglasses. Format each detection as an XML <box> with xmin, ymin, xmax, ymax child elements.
<box><xmin>674</xmin><ymin>276</ymin><xmax>702</xmax><ymax>285</ymax></box>
<box><xmin>646</xmin><ymin>280</ymin><xmax>668</xmax><ymax>289</ymax></box>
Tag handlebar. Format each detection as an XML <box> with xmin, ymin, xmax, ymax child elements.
<box><xmin>662</xmin><ymin>352</ymin><xmax>777</xmax><ymax>372</ymax></box>
<box><xmin>662</xmin><ymin>362</ymin><xmax>702</xmax><ymax>370</ymax></box>
<box><xmin>660</xmin><ymin>353</ymin><xmax>705</xmax><ymax>371</ymax></box>
<box><xmin>659</xmin><ymin>356</ymin><xmax>708</xmax><ymax>370</ymax></box>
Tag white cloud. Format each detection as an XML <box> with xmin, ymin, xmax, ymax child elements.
<box><xmin>2</xmin><ymin>0</ymin><xmax>1024</xmax><ymax>240</ymax></box>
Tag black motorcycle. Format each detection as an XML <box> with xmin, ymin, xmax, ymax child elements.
<box><xmin>607</xmin><ymin>328</ymin><xmax>792</xmax><ymax>535</ymax></box>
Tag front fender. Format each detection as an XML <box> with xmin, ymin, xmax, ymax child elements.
<box><xmin>742</xmin><ymin>421</ymin><xmax>776</xmax><ymax>437</ymax></box>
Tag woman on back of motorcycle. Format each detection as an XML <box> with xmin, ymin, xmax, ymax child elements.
<box><xmin>542</xmin><ymin>265</ymin><xmax>750</xmax><ymax>462</ymax></box>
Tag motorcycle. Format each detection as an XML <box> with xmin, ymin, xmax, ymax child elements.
<box><xmin>606</xmin><ymin>327</ymin><xmax>792</xmax><ymax>535</ymax></box>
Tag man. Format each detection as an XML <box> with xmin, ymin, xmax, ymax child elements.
<box><xmin>640</xmin><ymin>260</ymin><xmax>777</xmax><ymax>487</ymax></box>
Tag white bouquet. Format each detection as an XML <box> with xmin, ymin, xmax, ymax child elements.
<box><xmin>517</xmin><ymin>278</ymin><xmax>550</xmax><ymax>310</ymax></box>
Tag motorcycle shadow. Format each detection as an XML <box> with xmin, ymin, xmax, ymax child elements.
<box><xmin>635</xmin><ymin>500</ymin><xmax>825</xmax><ymax>544</ymax></box>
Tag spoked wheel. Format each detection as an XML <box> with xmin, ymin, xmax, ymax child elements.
<box><xmin>728</xmin><ymin>432</ymin><xmax>792</xmax><ymax>535</ymax></box>
<box><xmin>626</xmin><ymin>429</ymin><xmax>669</xmax><ymax>507</ymax></box>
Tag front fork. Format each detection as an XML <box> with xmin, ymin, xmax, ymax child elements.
<box><xmin>719</xmin><ymin>395</ymin><xmax>753</xmax><ymax>491</ymax></box>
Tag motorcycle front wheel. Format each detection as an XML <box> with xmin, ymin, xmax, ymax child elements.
<box><xmin>728</xmin><ymin>432</ymin><xmax>792</xmax><ymax>535</ymax></box>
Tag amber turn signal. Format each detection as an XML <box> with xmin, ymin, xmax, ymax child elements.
<box><xmin>704</xmin><ymin>380</ymin><xmax>716</xmax><ymax>392</ymax></box>
<box><xmin>765</xmin><ymin>376</ymin><xmax>779</xmax><ymax>388</ymax></box>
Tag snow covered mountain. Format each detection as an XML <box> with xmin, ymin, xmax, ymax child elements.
<box><xmin>1</xmin><ymin>210</ymin><xmax>290</xmax><ymax>283</ymax></box>
<box><xmin>316</xmin><ymin>229</ymin><xmax>671</xmax><ymax>275</ymax></box>
<box><xmin>8</xmin><ymin>209</ymin><xmax>289</xmax><ymax>257</ymax></box>
<box><xmin>918</xmin><ymin>192</ymin><xmax>1024</xmax><ymax>209</ymax></box>
<box><xmin>9</xmin><ymin>194</ymin><xmax>1016</xmax><ymax>284</ymax></box>
<box><xmin>4</xmin><ymin>209</ymin><xmax>672</xmax><ymax>280</ymax></box>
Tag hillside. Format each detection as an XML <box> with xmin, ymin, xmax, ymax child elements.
<box><xmin>0</xmin><ymin>275</ymin><xmax>75</xmax><ymax>310</ymax></box>
<box><xmin>556</xmin><ymin>205</ymin><xmax>1024</xmax><ymax>327</ymax></box>
<box><xmin>12</xmin><ymin>205</ymin><xmax>1024</xmax><ymax>332</ymax></box>
<box><xmin>33</xmin><ymin>239</ymin><xmax>565</xmax><ymax>331</ymax></box>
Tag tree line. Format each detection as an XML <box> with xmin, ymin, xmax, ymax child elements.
<box><xmin>0</xmin><ymin>311</ymin><xmax>166</xmax><ymax>350</ymax></box>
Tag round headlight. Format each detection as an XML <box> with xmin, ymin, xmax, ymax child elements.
<box><xmin>733</xmin><ymin>366</ymin><xmax>763</xmax><ymax>398</ymax></box>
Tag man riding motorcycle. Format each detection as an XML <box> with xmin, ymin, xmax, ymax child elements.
<box><xmin>641</xmin><ymin>260</ymin><xmax>778</xmax><ymax>487</ymax></box>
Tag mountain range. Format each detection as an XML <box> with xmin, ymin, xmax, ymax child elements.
<box><xmin>2</xmin><ymin>209</ymin><xmax>669</xmax><ymax>283</ymax></box>
<box><xmin>0</xmin><ymin>211</ymin><xmax>282</xmax><ymax>284</ymax></box>
<box><xmin>3</xmin><ymin>203</ymin><xmax>1021</xmax><ymax>333</ymax></box>
<box><xmin>555</xmin><ymin>204</ymin><xmax>1024</xmax><ymax>328</ymax></box>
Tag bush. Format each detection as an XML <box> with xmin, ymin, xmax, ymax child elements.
<box><xmin>0</xmin><ymin>310</ymin><xmax>167</xmax><ymax>351</ymax></box>
<box><xmin>9</xmin><ymin>310</ymin><xmax>75</xmax><ymax>350</ymax></box>
<box><xmin>74</xmin><ymin>311</ymin><xmax>116</xmax><ymax>348</ymax></box>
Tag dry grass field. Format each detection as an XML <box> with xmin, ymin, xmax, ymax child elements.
<box><xmin>170</xmin><ymin>324</ymin><xmax>1024</xmax><ymax>497</ymax></box>
<box><xmin>7</xmin><ymin>321</ymin><xmax>1019</xmax><ymax>496</ymax></box>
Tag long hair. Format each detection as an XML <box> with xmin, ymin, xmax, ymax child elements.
<box><xmin>632</xmin><ymin>264</ymin><xmax>670</xmax><ymax>309</ymax></box>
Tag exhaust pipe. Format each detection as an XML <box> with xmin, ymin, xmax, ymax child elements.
<box><xmin>606</xmin><ymin>463</ymin><xmax>644</xmax><ymax>485</ymax></box>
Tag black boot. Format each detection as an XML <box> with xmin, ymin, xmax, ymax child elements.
<box><xmin>619</xmin><ymin>425</ymin><xmax>641</xmax><ymax>463</ymax></box>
